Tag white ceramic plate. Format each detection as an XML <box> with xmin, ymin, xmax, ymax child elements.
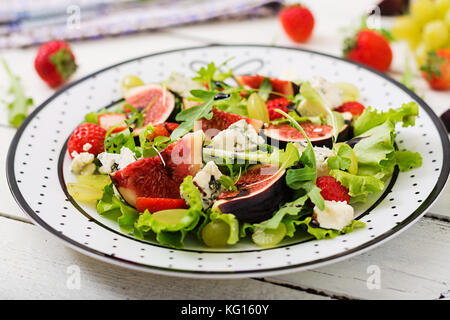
<box><xmin>7</xmin><ymin>45</ymin><xmax>450</xmax><ymax>278</ymax></box>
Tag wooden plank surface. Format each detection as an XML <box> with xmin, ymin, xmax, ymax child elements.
<box><xmin>0</xmin><ymin>216</ymin><xmax>327</xmax><ymax>300</ymax></box>
<box><xmin>269</xmin><ymin>217</ymin><xmax>450</xmax><ymax>300</ymax></box>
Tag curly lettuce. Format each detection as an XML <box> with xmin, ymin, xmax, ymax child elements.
<box><xmin>353</xmin><ymin>102</ymin><xmax>419</xmax><ymax>136</ymax></box>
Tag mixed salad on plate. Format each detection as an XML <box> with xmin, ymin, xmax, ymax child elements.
<box><xmin>66</xmin><ymin>60</ymin><xmax>423</xmax><ymax>249</ymax></box>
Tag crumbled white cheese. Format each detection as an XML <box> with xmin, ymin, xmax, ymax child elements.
<box><xmin>310</xmin><ymin>77</ymin><xmax>343</xmax><ymax>109</ymax></box>
<box><xmin>210</xmin><ymin>119</ymin><xmax>264</xmax><ymax>152</ymax></box>
<box><xmin>295</xmin><ymin>142</ymin><xmax>334</xmax><ymax>177</ymax></box>
<box><xmin>166</xmin><ymin>72</ymin><xmax>203</xmax><ymax>98</ymax></box>
<box><xmin>192</xmin><ymin>161</ymin><xmax>223</xmax><ymax>209</ymax></box>
<box><xmin>313</xmin><ymin>200</ymin><xmax>354</xmax><ymax>231</ymax></box>
<box><xmin>97</xmin><ymin>147</ymin><xmax>136</xmax><ymax>174</ymax></box>
<box><xmin>70</xmin><ymin>151</ymin><xmax>96</xmax><ymax>175</ymax></box>
<box><xmin>82</xmin><ymin>143</ymin><xmax>92</xmax><ymax>152</ymax></box>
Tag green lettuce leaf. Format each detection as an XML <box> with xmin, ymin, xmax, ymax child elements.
<box><xmin>96</xmin><ymin>184</ymin><xmax>140</xmax><ymax>234</ymax></box>
<box><xmin>353</xmin><ymin>102</ymin><xmax>419</xmax><ymax>136</ymax></box>
<box><xmin>134</xmin><ymin>176</ymin><xmax>204</xmax><ymax>248</ymax></box>
<box><xmin>330</xmin><ymin>169</ymin><xmax>385</xmax><ymax>203</ymax></box>
<box><xmin>394</xmin><ymin>150</ymin><xmax>423</xmax><ymax>171</ymax></box>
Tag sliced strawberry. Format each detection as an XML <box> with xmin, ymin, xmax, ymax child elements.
<box><xmin>336</xmin><ymin>101</ymin><xmax>365</xmax><ymax>116</ymax></box>
<box><xmin>136</xmin><ymin>197</ymin><xmax>188</xmax><ymax>213</ymax></box>
<box><xmin>98</xmin><ymin>113</ymin><xmax>127</xmax><ymax>133</ymax></box>
<box><xmin>316</xmin><ymin>176</ymin><xmax>350</xmax><ymax>203</ymax></box>
<box><xmin>266</xmin><ymin>98</ymin><xmax>291</xmax><ymax>120</ymax></box>
<box><xmin>235</xmin><ymin>75</ymin><xmax>295</xmax><ymax>96</ymax></box>
<box><xmin>146</xmin><ymin>122</ymin><xmax>179</xmax><ymax>141</ymax></box>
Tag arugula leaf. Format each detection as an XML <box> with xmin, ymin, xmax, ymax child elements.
<box><xmin>1</xmin><ymin>58</ymin><xmax>33</xmax><ymax>128</ymax></box>
<box><xmin>104</xmin><ymin>127</ymin><xmax>136</xmax><ymax>155</ymax></box>
<box><xmin>137</xmin><ymin>124</ymin><xmax>171</xmax><ymax>158</ymax></box>
<box><xmin>219</xmin><ymin>175</ymin><xmax>238</xmax><ymax>192</ymax></box>
<box><xmin>170</xmin><ymin>90</ymin><xmax>216</xmax><ymax>141</ymax></box>
<box><xmin>258</xmin><ymin>77</ymin><xmax>272</xmax><ymax>101</ymax></box>
<box><xmin>274</xmin><ymin>109</ymin><xmax>325</xmax><ymax>210</ymax></box>
<box><xmin>192</xmin><ymin>60</ymin><xmax>233</xmax><ymax>90</ymax></box>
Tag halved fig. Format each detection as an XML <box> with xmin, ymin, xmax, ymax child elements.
<box><xmin>111</xmin><ymin>131</ymin><xmax>203</xmax><ymax>207</ymax></box>
<box><xmin>124</xmin><ymin>84</ymin><xmax>175</xmax><ymax>126</ymax></box>
<box><xmin>194</xmin><ymin>108</ymin><xmax>263</xmax><ymax>140</ymax></box>
<box><xmin>263</xmin><ymin>113</ymin><xmax>352</xmax><ymax>148</ymax></box>
<box><xmin>213</xmin><ymin>165</ymin><xmax>288</xmax><ymax>223</ymax></box>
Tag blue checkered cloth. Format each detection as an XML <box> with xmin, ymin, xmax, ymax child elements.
<box><xmin>0</xmin><ymin>0</ymin><xmax>283</xmax><ymax>49</ymax></box>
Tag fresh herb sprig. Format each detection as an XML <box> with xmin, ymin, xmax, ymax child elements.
<box><xmin>274</xmin><ymin>109</ymin><xmax>325</xmax><ymax>210</ymax></box>
<box><xmin>1</xmin><ymin>58</ymin><xmax>33</xmax><ymax>128</ymax></box>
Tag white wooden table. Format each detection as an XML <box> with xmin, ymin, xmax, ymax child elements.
<box><xmin>1</xmin><ymin>1</ymin><xmax>449</xmax><ymax>300</ymax></box>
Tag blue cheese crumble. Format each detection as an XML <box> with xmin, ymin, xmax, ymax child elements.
<box><xmin>313</xmin><ymin>200</ymin><xmax>354</xmax><ymax>231</ymax></box>
<box><xmin>97</xmin><ymin>147</ymin><xmax>136</xmax><ymax>174</ymax></box>
<box><xmin>70</xmin><ymin>151</ymin><xmax>96</xmax><ymax>175</ymax></box>
<box><xmin>209</xmin><ymin>119</ymin><xmax>264</xmax><ymax>152</ymax></box>
<box><xmin>191</xmin><ymin>161</ymin><xmax>223</xmax><ymax>209</ymax></box>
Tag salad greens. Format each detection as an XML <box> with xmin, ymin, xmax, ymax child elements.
<box><xmin>1</xmin><ymin>58</ymin><xmax>33</xmax><ymax>128</ymax></box>
<box><xmin>68</xmin><ymin>60</ymin><xmax>424</xmax><ymax>249</ymax></box>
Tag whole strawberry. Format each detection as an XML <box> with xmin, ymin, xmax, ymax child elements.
<box><xmin>279</xmin><ymin>4</ymin><xmax>315</xmax><ymax>43</ymax></box>
<box><xmin>420</xmin><ymin>49</ymin><xmax>450</xmax><ymax>90</ymax></box>
<box><xmin>343</xmin><ymin>29</ymin><xmax>392</xmax><ymax>72</ymax></box>
<box><xmin>68</xmin><ymin>123</ymin><xmax>106</xmax><ymax>158</ymax></box>
<box><xmin>34</xmin><ymin>40</ymin><xmax>77</xmax><ymax>88</ymax></box>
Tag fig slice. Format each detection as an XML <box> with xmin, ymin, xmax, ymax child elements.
<box><xmin>124</xmin><ymin>84</ymin><xmax>175</xmax><ymax>126</ymax></box>
<box><xmin>110</xmin><ymin>131</ymin><xmax>204</xmax><ymax>207</ymax></box>
<box><xmin>263</xmin><ymin>112</ymin><xmax>352</xmax><ymax>148</ymax></box>
<box><xmin>213</xmin><ymin>164</ymin><xmax>289</xmax><ymax>223</ymax></box>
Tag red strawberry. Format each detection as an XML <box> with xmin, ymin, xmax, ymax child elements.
<box><xmin>420</xmin><ymin>49</ymin><xmax>450</xmax><ymax>90</ymax></box>
<box><xmin>68</xmin><ymin>123</ymin><xmax>106</xmax><ymax>158</ymax></box>
<box><xmin>136</xmin><ymin>197</ymin><xmax>187</xmax><ymax>213</ymax></box>
<box><xmin>146</xmin><ymin>122</ymin><xmax>179</xmax><ymax>141</ymax></box>
<box><xmin>279</xmin><ymin>4</ymin><xmax>315</xmax><ymax>43</ymax></box>
<box><xmin>98</xmin><ymin>113</ymin><xmax>127</xmax><ymax>133</ymax></box>
<box><xmin>343</xmin><ymin>29</ymin><xmax>392</xmax><ymax>72</ymax></box>
<box><xmin>336</xmin><ymin>101</ymin><xmax>365</xmax><ymax>116</ymax></box>
<box><xmin>266</xmin><ymin>98</ymin><xmax>291</xmax><ymax>120</ymax></box>
<box><xmin>316</xmin><ymin>176</ymin><xmax>350</xmax><ymax>203</ymax></box>
<box><xmin>34</xmin><ymin>40</ymin><xmax>77</xmax><ymax>88</ymax></box>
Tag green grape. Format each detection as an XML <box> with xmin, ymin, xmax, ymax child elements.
<box><xmin>247</xmin><ymin>92</ymin><xmax>270</xmax><ymax>123</ymax></box>
<box><xmin>436</xmin><ymin>0</ymin><xmax>450</xmax><ymax>18</ymax></box>
<box><xmin>445</xmin><ymin>10</ymin><xmax>450</xmax><ymax>28</ymax></box>
<box><xmin>411</xmin><ymin>0</ymin><xmax>437</xmax><ymax>24</ymax></box>
<box><xmin>423</xmin><ymin>20</ymin><xmax>449</xmax><ymax>50</ymax></box>
<box><xmin>391</xmin><ymin>16</ymin><xmax>421</xmax><ymax>41</ymax></box>
<box><xmin>252</xmin><ymin>223</ymin><xmax>286</xmax><ymax>248</ymax></box>
<box><xmin>201</xmin><ymin>220</ymin><xmax>230</xmax><ymax>248</ymax></box>
<box><xmin>334</xmin><ymin>82</ymin><xmax>359</xmax><ymax>102</ymax></box>
<box><xmin>415</xmin><ymin>42</ymin><xmax>428</xmax><ymax>67</ymax></box>
<box><xmin>121</xmin><ymin>75</ymin><xmax>144</xmax><ymax>95</ymax></box>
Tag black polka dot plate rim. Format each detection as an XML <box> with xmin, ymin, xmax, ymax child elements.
<box><xmin>6</xmin><ymin>45</ymin><xmax>450</xmax><ymax>279</ymax></box>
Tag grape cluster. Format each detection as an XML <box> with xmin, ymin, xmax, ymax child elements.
<box><xmin>392</xmin><ymin>0</ymin><xmax>450</xmax><ymax>66</ymax></box>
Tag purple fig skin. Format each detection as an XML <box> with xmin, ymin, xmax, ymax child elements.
<box><xmin>441</xmin><ymin>109</ymin><xmax>450</xmax><ymax>133</ymax></box>
<box><xmin>215</xmin><ymin>168</ymin><xmax>289</xmax><ymax>223</ymax></box>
